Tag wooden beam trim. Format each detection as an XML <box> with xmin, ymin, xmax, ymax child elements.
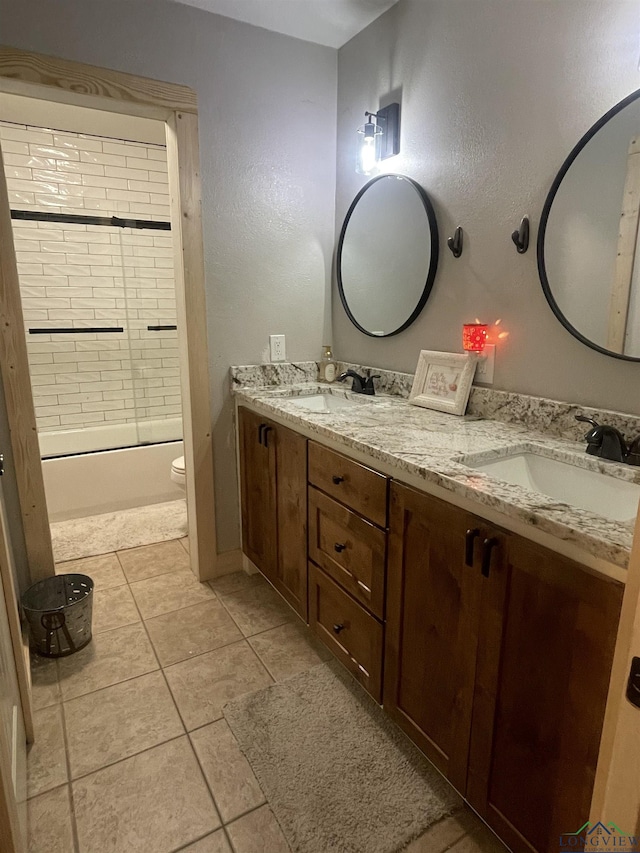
<box><xmin>0</xmin><ymin>46</ymin><xmax>197</xmax><ymax>114</ymax></box>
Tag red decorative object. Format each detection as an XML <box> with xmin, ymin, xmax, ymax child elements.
<box><xmin>462</xmin><ymin>323</ymin><xmax>488</xmax><ymax>352</ymax></box>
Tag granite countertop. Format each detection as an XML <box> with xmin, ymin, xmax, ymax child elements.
<box><xmin>234</xmin><ymin>382</ymin><xmax>639</xmax><ymax>573</ymax></box>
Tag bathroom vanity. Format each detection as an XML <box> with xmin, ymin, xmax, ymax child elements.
<box><xmin>234</xmin><ymin>374</ymin><xmax>636</xmax><ymax>853</ymax></box>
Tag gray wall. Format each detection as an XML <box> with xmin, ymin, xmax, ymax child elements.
<box><xmin>0</xmin><ymin>0</ymin><xmax>338</xmax><ymax>554</ymax></box>
<box><xmin>335</xmin><ymin>0</ymin><xmax>640</xmax><ymax>414</ymax></box>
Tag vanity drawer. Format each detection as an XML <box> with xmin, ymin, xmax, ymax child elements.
<box><xmin>308</xmin><ymin>441</ymin><xmax>388</xmax><ymax>528</ymax></box>
<box><xmin>309</xmin><ymin>562</ymin><xmax>383</xmax><ymax>702</ymax></box>
<box><xmin>308</xmin><ymin>487</ymin><xmax>386</xmax><ymax>619</ymax></box>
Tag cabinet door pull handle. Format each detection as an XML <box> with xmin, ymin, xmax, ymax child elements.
<box><xmin>333</xmin><ymin>623</ymin><xmax>345</xmax><ymax>634</ymax></box>
<box><xmin>258</xmin><ymin>424</ymin><xmax>266</xmax><ymax>445</ymax></box>
<box><xmin>332</xmin><ymin>475</ymin><xmax>344</xmax><ymax>485</ymax></box>
<box><xmin>481</xmin><ymin>537</ymin><xmax>498</xmax><ymax>578</ymax></box>
<box><xmin>334</xmin><ymin>543</ymin><xmax>346</xmax><ymax>553</ymax></box>
<box><xmin>465</xmin><ymin>528</ymin><xmax>479</xmax><ymax>567</ymax></box>
<box><xmin>263</xmin><ymin>426</ymin><xmax>273</xmax><ymax>448</ymax></box>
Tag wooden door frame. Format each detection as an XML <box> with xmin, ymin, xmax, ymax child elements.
<box><xmin>0</xmin><ymin>46</ymin><xmax>217</xmax><ymax>582</ymax></box>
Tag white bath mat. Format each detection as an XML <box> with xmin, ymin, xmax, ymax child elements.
<box><xmin>51</xmin><ymin>499</ymin><xmax>188</xmax><ymax>562</ymax></box>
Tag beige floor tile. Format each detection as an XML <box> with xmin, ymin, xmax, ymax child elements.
<box><xmin>118</xmin><ymin>538</ymin><xmax>190</xmax><ymax>583</ymax></box>
<box><xmin>30</xmin><ymin>654</ymin><xmax>60</xmax><ymax>711</ymax></box>
<box><xmin>92</xmin><ymin>584</ymin><xmax>140</xmax><ymax>634</ymax></box>
<box><xmin>226</xmin><ymin>805</ymin><xmax>290</xmax><ymax>853</ymax></box>
<box><xmin>180</xmin><ymin>830</ymin><xmax>232</xmax><ymax>852</ymax></box>
<box><xmin>57</xmin><ymin>622</ymin><xmax>158</xmax><ymax>700</ymax></box>
<box><xmin>64</xmin><ymin>670</ymin><xmax>184</xmax><ymax>778</ymax></box>
<box><xmin>73</xmin><ymin>737</ymin><xmax>220</xmax><ymax>853</ymax></box>
<box><xmin>248</xmin><ymin>621</ymin><xmax>331</xmax><ymax>681</ymax></box>
<box><xmin>145</xmin><ymin>599</ymin><xmax>242</xmax><ymax>667</ymax></box>
<box><xmin>449</xmin><ymin>820</ymin><xmax>510</xmax><ymax>853</ymax></box>
<box><xmin>190</xmin><ymin>719</ymin><xmax>265</xmax><ymax>823</ymax></box>
<box><xmin>217</xmin><ymin>582</ymin><xmax>294</xmax><ymax>637</ymax></box>
<box><xmin>208</xmin><ymin>570</ymin><xmax>265</xmax><ymax>597</ymax></box>
<box><xmin>56</xmin><ymin>552</ymin><xmax>126</xmax><ymax>590</ymax></box>
<box><xmin>180</xmin><ymin>536</ymin><xmax>190</xmax><ymax>553</ymax></box>
<box><xmin>27</xmin><ymin>706</ymin><xmax>68</xmax><ymax>798</ymax></box>
<box><xmin>165</xmin><ymin>640</ymin><xmax>272</xmax><ymax>731</ymax></box>
<box><xmin>130</xmin><ymin>570</ymin><xmax>216</xmax><ymax>620</ymax></box>
<box><xmin>28</xmin><ymin>785</ymin><xmax>74</xmax><ymax>853</ymax></box>
<box><xmin>405</xmin><ymin>813</ymin><xmax>470</xmax><ymax>852</ymax></box>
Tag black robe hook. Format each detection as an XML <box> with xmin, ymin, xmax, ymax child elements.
<box><xmin>447</xmin><ymin>226</ymin><xmax>463</xmax><ymax>258</ymax></box>
<box><xmin>511</xmin><ymin>216</ymin><xmax>529</xmax><ymax>254</ymax></box>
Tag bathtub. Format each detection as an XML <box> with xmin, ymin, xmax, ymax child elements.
<box><xmin>40</xmin><ymin>418</ymin><xmax>184</xmax><ymax>522</ymax></box>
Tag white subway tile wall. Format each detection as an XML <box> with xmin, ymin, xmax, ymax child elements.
<box><xmin>0</xmin><ymin>121</ymin><xmax>182</xmax><ymax>438</ymax></box>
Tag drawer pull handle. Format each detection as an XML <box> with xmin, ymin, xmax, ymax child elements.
<box><xmin>332</xmin><ymin>475</ymin><xmax>344</xmax><ymax>485</ymax></box>
<box><xmin>263</xmin><ymin>426</ymin><xmax>273</xmax><ymax>448</ymax></box>
<box><xmin>334</xmin><ymin>543</ymin><xmax>346</xmax><ymax>553</ymax></box>
<box><xmin>481</xmin><ymin>537</ymin><xmax>499</xmax><ymax>578</ymax></box>
<box><xmin>333</xmin><ymin>623</ymin><xmax>345</xmax><ymax>634</ymax></box>
<box><xmin>258</xmin><ymin>423</ymin><xmax>266</xmax><ymax>445</ymax></box>
<box><xmin>465</xmin><ymin>528</ymin><xmax>479</xmax><ymax>567</ymax></box>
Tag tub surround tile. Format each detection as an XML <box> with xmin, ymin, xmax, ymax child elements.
<box><xmin>55</xmin><ymin>552</ymin><xmax>126</xmax><ymax>590</ymax></box>
<box><xmin>164</xmin><ymin>641</ymin><xmax>272</xmax><ymax>731</ymax></box>
<box><xmin>117</xmin><ymin>538</ymin><xmax>190</xmax><ymax>583</ymax></box>
<box><xmin>63</xmin><ymin>671</ymin><xmax>184</xmax><ymax>778</ymax></box>
<box><xmin>28</xmin><ymin>785</ymin><xmax>75</xmax><ymax>853</ymax></box>
<box><xmin>145</xmin><ymin>599</ymin><xmax>242</xmax><ymax>667</ymax></box>
<box><xmin>233</xmin><ymin>377</ymin><xmax>639</xmax><ymax>571</ymax></box>
<box><xmin>50</xmin><ymin>498</ymin><xmax>187</xmax><ymax>562</ymax></box>
<box><xmin>92</xmin><ymin>584</ymin><xmax>140</xmax><ymax>634</ymax></box>
<box><xmin>72</xmin><ymin>737</ymin><xmax>220</xmax><ymax>853</ymax></box>
<box><xmin>190</xmin><ymin>719</ymin><xmax>266</xmax><ymax>823</ymax></box>
<box><xmin>27</xmin><ymin>705</ymin><xmax>68</xmax><ymax>797</ymax></box>
<box><xmin>129</xmin><ymin>569</ymin><xmax>216</xmax><ymax>620</ymax></box>
<box><xmin>57</xmin><ymin>622</ymin><xmax>158</xmax><ymax>700</ymax></box>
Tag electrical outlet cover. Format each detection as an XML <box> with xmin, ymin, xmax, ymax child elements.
<box><xmin>475</xmin><ymin>344</ymin><xmax>495</xmax><ymax>384</ymax></box>
<box><xmin>269</xmin><ymin>334</ymin><xmax>286</xmax><ymax>362</ymax></box>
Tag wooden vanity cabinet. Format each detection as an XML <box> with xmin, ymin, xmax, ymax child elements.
<box><xmin>385</xmin><ymin>481</ymin><xmax>624</xmax><ymax>853</ymax></box>
<box><xmin>384</xmin><ymin>483</ymin><xmax>486</xmax><ymax>793</ymax></box>
<box><xmin>238</xmin><ymin>406</ymin><xmax>308</xmax><ymax>619</ymax></box>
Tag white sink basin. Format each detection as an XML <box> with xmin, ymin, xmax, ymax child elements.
<box><xmin>466</xmin><ymin>451</ymin><xmax>640</xmax><ymax>522</ymax></box>
<box><xmin>289</xmin><ymin>394</ymin><xmax>367</xmax><ymax>413</ymax></box>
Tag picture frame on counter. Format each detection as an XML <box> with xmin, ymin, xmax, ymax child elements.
<box><xmin>409</xmin><ymin>350</ymin><xmax>477</xmax><ymax>415</ymax></box>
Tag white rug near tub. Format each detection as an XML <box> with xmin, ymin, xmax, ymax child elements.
<box><xmin>50</xmin><ymin>499</ymin><xmax>188</xmax><ymax>562</ymax></box>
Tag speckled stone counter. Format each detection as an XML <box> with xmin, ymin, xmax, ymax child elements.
<box><xmin>233</xmin><ymin>380</ymin><xmax>639</xmax><ymax>577</ymax></box>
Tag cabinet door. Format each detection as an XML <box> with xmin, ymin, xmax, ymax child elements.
<box><xmin>384</xmin><ymin>482</ymin><xmax>484</xmax><ymax>792</ymax></box>
<box><xmin>274</xmin><ymin>423</ymin><xmax>308</xmax><ymax>620</ymax></box>
<box><xmin>238</xmin><ymin>407</ymin><xmax>277</xmax><ymax>580</ymax></box>
<box><xmin>467</xmin><ymin>534</ymin><xmax>624</xmax><ymax>853</ymax></box>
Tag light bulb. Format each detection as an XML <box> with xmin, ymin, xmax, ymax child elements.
<box><xmin>359</xmin><ymin>137</ymin><xmax>377</xmax><ymax>175</ymax></box>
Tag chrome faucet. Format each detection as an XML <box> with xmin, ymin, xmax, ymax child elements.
<box><xmin>337</xmin><ymin>370</ymin><xmax>381</xmax><ymax>396</ymax></box>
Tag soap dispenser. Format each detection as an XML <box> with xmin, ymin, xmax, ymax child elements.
<box><xmin>318</xmin><ymin>345</ymin><xmax>337</xmax><ymax>383</ymax></box>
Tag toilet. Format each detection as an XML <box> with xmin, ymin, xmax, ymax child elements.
<box><xmin>170</xmin><ymin>456</ymin><xmax>186</xmax><ymax>491</ymax></box>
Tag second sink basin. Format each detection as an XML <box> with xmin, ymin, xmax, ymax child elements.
<box><xmin>289</xmin><ymin>394</ymin><xmax>367</xmax><ymax>413</ymax></box>
<box><xmin>466</xmin><ymin>451</ymin><xmax>640</xmax><ymax>522</ymax></box>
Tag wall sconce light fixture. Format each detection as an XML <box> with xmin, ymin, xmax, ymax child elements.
<box><xmin>462</xmin><ymin>323</ymin><xmax>488</xmax><ymax>352</ymax></box>
<box><xmin>356</xmin><ymin>103</ymin><xmax>400</xmax><ymax>175</ymax></box>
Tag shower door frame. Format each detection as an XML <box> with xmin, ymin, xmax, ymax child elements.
<box><xmin>0</xmin><ymin>46</ymin><xmax>218</xmax><ymax>582</ymax></box>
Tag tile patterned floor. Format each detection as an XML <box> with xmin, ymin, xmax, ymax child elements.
<box><xmin>28</xmin><ymin>538</ymin><xmax>508</xmax><ymax>853</ymax></box>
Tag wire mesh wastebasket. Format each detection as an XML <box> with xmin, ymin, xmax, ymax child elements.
<box><xmin>22</xmin><ymin>574</ymin><xmax>94</xmax><ymax>657</ymax></box>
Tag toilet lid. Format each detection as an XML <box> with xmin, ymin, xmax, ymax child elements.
<box><xmin>171</xmin><ymin>456</ymin><xmax>185</xmax><ymax>474</ymax></box>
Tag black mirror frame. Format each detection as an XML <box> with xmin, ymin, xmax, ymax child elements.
<box><xmin>336</xmin><ymin>174</ymin><xmax>439</xmax><ymax>338</ymax></box>
<box><xmin>537</xmin><ymin>87</ymin><xmax>640</xmax><ymax>363</ymax></box>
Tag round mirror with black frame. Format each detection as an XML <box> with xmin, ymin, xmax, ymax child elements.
<box><xmin>538</xmin><ymin>88</ymin><xmax>640</xmax><ymax>362</ymax></box>
<box><xmin>337</xmin><ymin>174</ymin><xmax>439</xmax><ymax>337</ymax></box>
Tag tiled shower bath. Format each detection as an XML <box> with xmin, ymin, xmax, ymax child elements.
<box><xmin>0</xmin><ymin>119</ymin><xmax>185</xmax><ymax>520</ymax></box>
